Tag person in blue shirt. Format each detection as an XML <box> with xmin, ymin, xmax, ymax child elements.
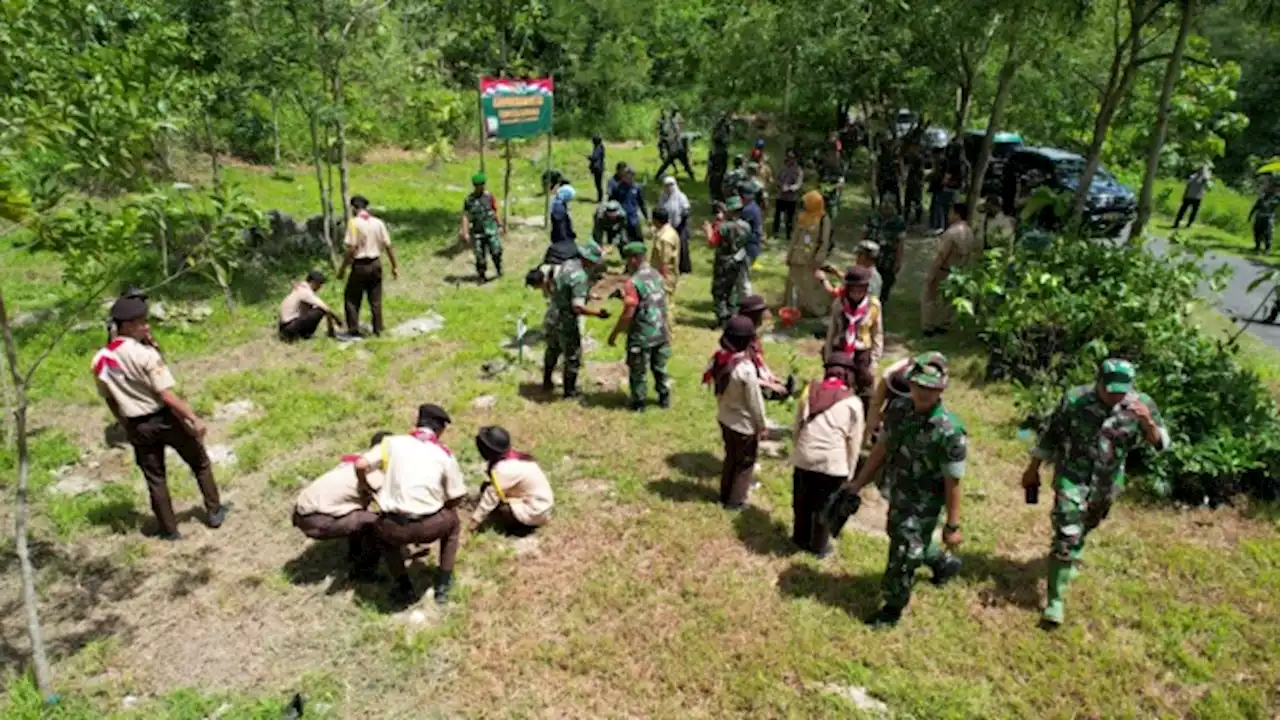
<box><xmin>738</xmin><ymin>184</ymin><xmax>764</xmax><ymax>296</ymax></box>
<box><xmin>609</xmin><ymin>165</ymin><xmax>649</xmax><ymax>242</ymax></box>
<box><xmin>587</xmin><ymin>136</ymin><xmax>606</xmax><ymax>202</ymax></box>
<box><xmin>606</xmin><ymin>161</ymin><xmax>626</xmax><ymax>202</ymax></box>
<box><xmin>550</xmin><ymin>184</ymin><xmax>577</xmax><ymax>246</ymax></box>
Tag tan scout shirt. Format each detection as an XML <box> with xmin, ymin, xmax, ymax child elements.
<box><xmin>790</xmin><ymin>389</ymin><xmax>865</xmax><ymax>480</ymax></box>
<box><xmin>345</xmin><ymin>214</ymin><xmax>392</xmax><ymax>260</ymax></box>
<box><xmin>279</xmin><ymin>282</ymin><xmax>332</xmax><ymax>324</ymax></box>
<box><xmin>651</xmin><ymin>224</ymin><xmax>681</xmax><ymax>294</ymax></box>
<box><xmin>92</xmin><ymin>337</ymin><xmax>175</xmax><ymax>418</ymax></box>
<box><xmin>472</xmin><ymin>458</ymin><xmax>555</xmax><ymax>527</ymax></box>
<box><xmin>360</xmin><ymin>430</ymin><xmax>466</xmax><ymax>517</ymax></box>
<box><xmin>295</xmin><ymin>464</ymin><xmax>384</xmax><ymax>517</ymax></box>
<box><xmin>717</xmin><ymin>360</ymin><xmax>768</xmax><ymax>436</ymax></box>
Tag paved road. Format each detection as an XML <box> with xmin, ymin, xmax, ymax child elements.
<box><xmin>1146</xmin><ymin>236</ymin><xmax>1280</xmax><ymax>349</ymax></box>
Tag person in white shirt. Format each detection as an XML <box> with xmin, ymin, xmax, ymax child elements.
<box><xmin>790</xmin><ymin>353</ymin><xmax>866</xmax><ymax>557</ymax></box>
<box><xmin>469</xmin><ymin>426</ymin><xmax>554</xmax><ymax>535</ymax></box>
<box><xmin>355</xmin><ymin>404</ymin><xmax>467</xmax><ymax>606</ymax></box>
<box><xmin>278</xmin><ymin>270</ymin><xmax>342</xmax><ymax>341</ymax></box>
<box><xmin>703</xmin><ymin>315</ymin><xmax>768</xmax><ymax>510</ymax></box>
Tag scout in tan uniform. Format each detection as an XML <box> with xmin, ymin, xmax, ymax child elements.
<box><xmin>278</xmin><ymin>270</ymin><xmax>342</xmax><ymax>341</ymax></box>
<box><xmin>922</xmin><ymin>201</ymin><xmax>981</xmax><ymax>336</ymax></box>
<box><xmin>292</xmin><ymin>431</ymin><xmax>390</xmax><ymax>577</ymax></box>
<box><xmin>355</xmin><ymin>404</ymin><xmax>467</xmax><ymax>606</ymax></box>
<box><xmin>93</xmin><ymin>297</ymin><xmax>228</xmax><ymax>540</ymax></box>
<box><xmin>469</xmin><ymin>426</ymin><xmax>554</xmax><ymax>535</ymax></box>
<box><xmin>337</xmin><ymin>195</ymin><xmax>399</xmax><ymax>336</ymax></box>
<box><xmin>650</xmin><ymin>206</ymin><xmax>681</xmax><ymax>302</ymax></box>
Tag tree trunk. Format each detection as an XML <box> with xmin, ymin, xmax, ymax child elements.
<box><xmin>331</xmin><ymin>64</ymin><xmax>350</xmax><ymax>225</ymax></box>
<box><xmin>308</xmin><ymin>110</ymin><xmax>338</xmax><ymax>268</ymax></box>
<box><xmin>203</xmin><ymin>113</ymin><xmax>221</xmax><ymax>188</ymax></box>
<box><xmin>0</xmin><ymin>288</ymin><xmax>53</xmax><ymax>700</ymax></box>
<box><xmin>954</xmin><ymin>82</ymin><xmax>972</xmax><ymax>137</ymax></box>
<box><xmin>1132</xmin><ymin>0</ymin><xmax>1193</xmax><ymax>240</ymax></box>
<box><xmin>271</xmin><ymin>91</ymin><xmax>282</xmax><ymax>171</ymax></box>
<box><xmin>968</xmin><ymin>35</ymin><xmax>1021</xmax><ymax>224</ymax></box>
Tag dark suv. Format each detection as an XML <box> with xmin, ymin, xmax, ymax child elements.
<box><xmin>1003</xmin><ymin>147</ymin><xmax>1136</xmax><ymax>237</ymax></box>
<box><xmin>963</xmin><ymin>130</ymin><xmax>1023</xmax><ymax>197</ymax></box>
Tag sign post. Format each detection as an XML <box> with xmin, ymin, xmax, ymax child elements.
<box><xmin>480</xmin><ymin>77</ymin><xmax>555</xmax><ymax>232</ymax></box>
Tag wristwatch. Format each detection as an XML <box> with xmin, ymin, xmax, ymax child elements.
<box><xmin>943</xmin><ymin>523</ymin><xmax>961</xmax><ymax>533</ymax></box>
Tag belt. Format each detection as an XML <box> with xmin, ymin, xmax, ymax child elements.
<box><xmin>126</xmin><ymin>408</ymin><xmax>171</xmax><ymax>426</ymax></box>
<box><xmin>353</xmin><ymin>257</ymin><xmax>381</xmax><ymax>264</ymax></box>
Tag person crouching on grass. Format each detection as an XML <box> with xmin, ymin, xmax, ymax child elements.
<box><xmin>790</xmin><ymin>352</ymin><xmax>865</xmax><ymax>558</ymax></box>
<box><xmin>355</xmin><ymin>404</ymin><xmax>467</xmax><ymax>607</ymax></box>
<box><xmin>292</xmin><ymin>431</ymin><xmax>391</xmax><ymax>578</ymax></box>
<box><xmin>704</xmin><ymin>315</ymin><xmax>768</xmax><ymax>510</ymax></box>
<box><xmin>469</xmin><ymin>426</ymin><xmax>554</xmax><ymax>536</ymax></box>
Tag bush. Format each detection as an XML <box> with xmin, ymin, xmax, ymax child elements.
<box><xmin>948</xmin><ymin>236</ymin><xmax>1280</xmax><ymax>505</ymax></box>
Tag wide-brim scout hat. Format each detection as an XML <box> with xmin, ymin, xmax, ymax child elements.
<box><xmin>110</xmin><ymin>297</ymin><xmax>148</xmax><ymax>322</ymax></box>
<box><xmin>476</xmin><ymin>425</ymin><xmax>511</xmax><ymax>455</ymax></box>
<box><xmin>738</xmin><ymin>295</ymin><xmax>767</xmax><ymax>314</ymax></box>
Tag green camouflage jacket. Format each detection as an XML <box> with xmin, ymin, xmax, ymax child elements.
<box><xmin>464</xmin><ymin>191</ymin><xmax>500</xmax><ymax>238</ymax></box>
<box><xmin>626</xmin><ymin>265</ymin><xmax>670</xmax><ymax>349</ymax></box>
<box><xmin>714</xmin><ymin>218</ymin><xmax>752</xmax><ymax>266</ymax></box>
<box><xmin>723</xmin><ymin>169</ymin><xmax>747</xmax><ymax>197</ymax></box>
<box><xmin>882</xmin><ymin>397</ymin><xmax>967</xmax><ymax>513</ymax></box>
<box><xmin>551</xmin><ymin>258</ymin><xmax>590</xmax><ymax>327</ymax></box>
<box><xmin>866</xmin><ymin>213</ymin><xmax>908</xmax><ymax>273</ymax></box>
<box><xmin>1033</xmin><ymin>385</ymin><xmax>1169</xmax><ymax>487</ymax></box>
<box><xmin>593</xmin><ymin>209</ymin><xmax>627</xmax><ymax>245</ymax></box>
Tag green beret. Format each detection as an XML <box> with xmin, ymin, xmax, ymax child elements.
<box><xmin>621</xmin><ymin>242</ymin><xmax>647</xmax><ymax>258</ymax></box>
<box><xmin>579</xmin><ymin>241</ymin><xmax>604</xmax><ymax>263</ymax></box>
<box><xmin>471</xmin><ymin>172</ymin><xmax>486</xmax><ymax>185</ymax></box>
<box><xmin>724</xmin><ymin>196</ymin><xmax>744</xmax><ymax>212</ymax></box>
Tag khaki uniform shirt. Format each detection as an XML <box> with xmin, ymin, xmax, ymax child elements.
<box><xmin>651</xmin><ymin>224</ymin><xmax>681</xmax><ymax>295</ymax></box>
<box><xmin>295</xmin><ymin>464</ymin><xmax>384</xmax><ymax>517</ymax></box>
<box><xmin>345</xmin><ymin>214</ymin><xmax>392</xmax><ymax>260</ymax></box>
<box><xmin>472</xmin><ymin>458</ymin><xmax>555</xmax><ymax>527</ymax></box>
<box><xmin>92</xmin><ymin>337</ymin><xmax>175</xmax><ymax>418</ymax></box>
<box><xmin>791</xmin><ymin>390</ymin><xmax>865</xmax><ymax>480</ymax></box>
<box><xmin>717</xmin><ymin>360</ymin><xmax>768</xmax><ymax>436</ymax></box>
<box><xmin>978</xmin><ymin>213</ymin><xmax>1016</xmax><ymax>250</ymax></box>
<box><xmin>279</xmin><ymin>282</ymin><xmax>332</xmax><ymax>324</ymax></box>
<box><xmin>359</xmin><ymin>430</ymin><xmax>467</xmax><ymax>517</ymax></box>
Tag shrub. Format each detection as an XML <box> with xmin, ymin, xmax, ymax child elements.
<box><xmin>948</xmin><ymin>236</ymin><xmax>1280</xmax><ymax>505</ymax></box>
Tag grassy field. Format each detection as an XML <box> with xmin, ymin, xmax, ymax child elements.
<box><xmin>1153</xmin><ymin>177</ymin><xmax>1277</xmax><ymax>266</ymax></box>
<box><xmin>2</xmin><ymin>142</ymin><xmax>1279</xmax><ymax>719</ymax></box>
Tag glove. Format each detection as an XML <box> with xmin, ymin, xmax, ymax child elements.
<box><xmin>819</xmin><ymin>487</ymin><xmax>862</xmax><ymax>538</ymax></box>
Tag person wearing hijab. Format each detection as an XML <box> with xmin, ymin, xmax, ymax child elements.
<box><xmin>658</xmin><ymin>176</ymin><xmax>694</xmax><ymax>274</ymax></box>
<box><xmin>823</xmin><ymin>266</ymin><xmax>884</xmax><ymax>411</ymax></box>
<box><xmin>470</xmin><ymin>426</ymin><xmax>554</xmax><ymax>534</ymax></box>
<box><xmin>703</xmin><ymin>315</ymin><xmax>768</xmax><ymax>510</ymax></box>
<box><xmin>550</xmin><ymin>183</ymin><xmax>577</xmax><ymax>247</ymax></box>
<box><xmin>790</xmin><ymin>352</ymin><xmax>866</xmax><ymax>556</ymax></box>
<box><xmin>785</xmin><ymin>190</ymin><xmax>835</xmax><ymax>317</ymax></box>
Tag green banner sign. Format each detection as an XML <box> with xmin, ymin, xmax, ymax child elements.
<box><xmin>481</xmin><ymin>77</ymin><xmax>554</xmax><ymax>140</ymax></box>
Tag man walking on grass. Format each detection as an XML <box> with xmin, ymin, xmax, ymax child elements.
<box><xmin>94</xmin><ymin>296</ymin><xmax>230</xmax><ymax>541</ymax></box>
<box><xmin>839</xmin><ymin>353</ymin><xmax>965</xmax><ymax>629</ymax></box>
<box><xmin>461</xmin><ymin>173</ymin><xmax>506</xmax><ymax>282</ymax></box>
<box><xmin>1021</xmin><ymin>359</ymin><xmax>1170</xmax><ymax>627</ymax></box>
<box><xmin>608</xmin><ymin>242</ymin><xmax>672</xmax><ymax>412</ymax></box>
<box><xmin>337</xmin><ymin>195</ymin><xmax>398</xmax><ymax>336</ymax></box>
<box><xmin>1173</xmin><ymin>165</ymin><xmax>1212</xmax><ymax>230</ymax></box>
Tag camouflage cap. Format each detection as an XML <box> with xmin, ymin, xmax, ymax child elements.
<box><xmin>579</xmin><ymin>241</ymin><xmax>604</xmax><ymax>264</ymax></box>
<box><xmin>620</xmin><ymin>241</ymin><xmax>647</xmax><ymax>259</ymax></box>
<box><xmin>740</xmin><ymin>180</ymin><xmax>760</xmax><ymax>197</ymax></box>
<box><xmin>1099</xmin><ymin>358</ymin><xmax>1136</xmax><ymax>393</ymax></box>
<box><xmin>909</xmin><ymin>351</ymin><xmax>950</xmax><ymax>389</ymax></box>
<box><xmin>856</xmin><ymin>240</ymin><xmax>881</xmax><ymax>257</ymax></box>
<box><xmin>604</xmin><ymin>200</ymin><xmax>622</xmax><ymax>213</ymax></box>
<box><xmin>471</xmin><ymin>172</ymin><xmax>486</xmax><ymax>185</ymax></box>
<box><xmin>724</xmin><ymin>196</ymin><xmax>744</xmax><ymax>212</ymax></box>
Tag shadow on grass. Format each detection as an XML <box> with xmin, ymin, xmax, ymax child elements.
<box><xmin>517</xmin><ymin>382</ymin><xmax>558</xmax><ymax>405</ymax></box>
<box><xmin>664</xmin><ymin>451</ymin><xmax>721</xmax><ymax>479</ymax></box>
<box><xmin>646</xmin><ymin>478</ymin><xmax>720</xmax><ymax>505</ymax></box>
<box><xmin>579</xmin><ymin>390</ymin><xmax>631</xmax><ymax>410</ymax></box>
<box><xmin>960</xmin><ymin>551</ymin><xmax>1047</xmax><ymax>611</ymax></box>
<box><xmin>281</xmin><ymin>537</ymin><xmax>443</xmax><ymax>614</ymax></box>
<box><xmin>380</xmin><ymin>207</ymin><xmax>462</xmax><ymax>249</ymax></box>
<box><xmin>776</xmin><ymin>563</ymin><xmax>882</xmax><ymax>618</ymax></box>
<box><xmin>733</xmin><ymin>505</ymin><xmax>797</xmax><ymax>557</ymax></box>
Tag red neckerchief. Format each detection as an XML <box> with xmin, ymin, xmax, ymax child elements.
<box><xmin>805</xmin><ymin>376</ymin><xmax>853</xmax><ymax>422</ymax></box>
<box><xmin>358</xmin><ymin>210</ymin><xmax>371</xmax><ymax>220</ymax></box>
<box><xmin>703</xmin><ymin>348</ymin><xmax>749</xmax><ymax>395</ymax></box>
<box><xmin>487</xmin><ymin>448</ymin><xmax>535</xmax><ymax>472</ymax></box>
<box><xmin>410</xmin><ymin>428</ymin><xmax>452</xmax><ymax>455</ymax></box>
<box><xmin>91</xmin><ymin>337</ymin><xmax>129</xmax><ymax>378</ymax></box>
<box><xmin>750</xmin><ymin>148</ymin><xmax>763</xmax><ymax>162</ymax></box>
<box><xmin>839</xmin><ymin>293</ymin><xmax>871</xmax><ymax>355</ymax></box>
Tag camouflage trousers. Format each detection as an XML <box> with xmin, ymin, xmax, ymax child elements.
<box><xmin>1050</xmin><ymin>476</ymin><xmax>1123</xmax><ymax>563</ymax></box>
<box><xmin>543</xmin><ymin>318</ymin><xmax>582</xmax><ymax>379</ymax></box>
<box><xmin>626</xmin><ymin>342</ymin><xmax>671</xmax><ymax>404</ymax></box>
<box><xmin>821</xmin><ymin>182</ymin><xmax>843</xmax><ymax>220</ymax></box>
<box><xmin>882</xmin><ymin>501</ymin><xmax>948</xmax><ymax>608</ymax></box>
<box><xmin>473</xmin><ymin>233</ymin><xmax>503</xmax><ymax>274</ymax></box>
<box><xmin>711</xmin><ymin>259</ymin><xmax>745</xmax><ymax>326</ymax></box>
<box><xmin>920</xmin><ymin>282</ymin><xmax>953</xmax><ymax>332</ymax></box>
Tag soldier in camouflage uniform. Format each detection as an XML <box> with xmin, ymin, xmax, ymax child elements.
<box><xmin>843</xmin><ymin>352</ymin><xmax>966</xmax><ymax>629</ymax></box>
<box><xmin>711</xmin><ymin>196</ymin><xmax>752</xmax><ymax>327</ymax></box>
<box><xmin>722</xmin><ymin>155</ymin><xmax>747</xmax><ymax>201</ymax></box>
<box><xmin>542</xmin><ymin>243</ymin><xmax>611</xmax><ymax>399</ymax></box>
<box><xmin>460</xmin><ymin>172</ymin><xmax>506</xmax><ymax>282</ymax></box>
<box><xmin>1022</xmin><ymin>359</ymin><xmax>1171</xmax><ymax>626</ymax></box>
<box><xmin>743</xmin><ymin>162</ymin><xmax>767</xmax><ymax>210</ymax></box>
<box><xmin>592</xmin><ymin>200</ymin><xmax>628</xmax><ymax>249</ymax></box>
<box><xmin>1248</xmin><ymin>183</ymin><xmax>1279</xmax><ymax>254</ymax></box>
<box><xmin>863</xmin><ymin>194</ymin><xmax>908</xmax><ymax>303</ymax></box>
<box><xmin>608</xmin><ymin>242</ymin><xmax>672</xmax><ymax>412</ymax></box>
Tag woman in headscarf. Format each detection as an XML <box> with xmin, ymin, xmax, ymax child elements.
<box><xmin>790</xmin><ymin>352</ymin><xmax>865</xmax><ymax>557</ymax></box>
<box><xmin>658</xmin><ymin>176</ymin><xmax>694</xmax><ymax>274</ymax></box>
<box><xmin>703</xmin><ymin>315</ymin><xmax>768</xmax><ymax>510</ymax></box>
<box><xmin>785</xmin><ymin>190</ymin><xmax>835</xmax><ymax>317</ymax></box>
<box><xmin>549</xmin><ymin>184</ymin><xmax>577</xmax><ymax>246</ymax></box>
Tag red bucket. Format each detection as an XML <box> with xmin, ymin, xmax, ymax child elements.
<box><xmin>778</xmin><ymin>306</ymin><xmax>801</xmax><ymax>328</ymax></box>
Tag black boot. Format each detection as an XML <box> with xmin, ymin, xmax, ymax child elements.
<box><xmin>930</xmin><ymin>554</ymin><xmax>963</xmax><ymax>586</ymax></box>
<box><xmin>864</xmin><ymin>604</ymin><xmax>904</xmax><ymax>630</ymax></box>
<box><xmin>563</xmin><ymin>373</ymin><xmax>580</xmax><ymax>399</ymax></box>
<box><xmin>477</xmin><ymin>266</ymin><xmax>487</xmax><ymax>284</ymax></box>
<box><xmin>389</xmin><ymin>578</ymin><xmax>418</xmax><ymax>607</ymax></box>
<box><xmin>494</xmin><ymin>257</ymin><xmax>503</xmax><ymax>277</ymax></box>
<box><xmin>433</xmin><ymin>570</ymin><xmax>454</xmax><ymax>605</ymax></box>
<box><xmin>542</xmin><ymin>364</ymin><xmax>555</xmax><ymax>392</ymax></box>
<box><xmin>629</xmin><ymin>399</ymin><xmax>646</xmax><ymax>413</ymax></box>
<box><xmin>658</xmin><ymin>393</ymin><xmax>671</xmax><ymax>409</ymax></box>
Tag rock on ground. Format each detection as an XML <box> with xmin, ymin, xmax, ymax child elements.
<box><xmin>389</xmin><ymin>312</ymin><xmax>445</xmax><ymax>339</ymax></box>
<box><xmin>49</xmin><ymin>473</ymin><xmax>103</xmax><ymax>497</ymax></box>
<box><xmin>206</xmin><ymin>444</ymin><xmax>237</xmax><ymax>466</ymax></box>
<box><xmin>815</xmin><ymin>683</ymin><xmax>890</xmax><ymax>717</ymax></box>
<box><xmin>471</xmin><ymin>394</ymin><xmax>497</xmax><ymax>410</ymax></box>
<box><xmin>213</xmin><ymin>399</ymin><xmax>257</xmax><ymax>423</ymax></box>
<box><xmin>759</xmin><ymin>440</ymin><xmax>786</xmax><ymax>459</ymax></box>
<box><xmin>511</xmin><ymin>535</ymin><xmax>541</xmax><ymax>558</ymax></box>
